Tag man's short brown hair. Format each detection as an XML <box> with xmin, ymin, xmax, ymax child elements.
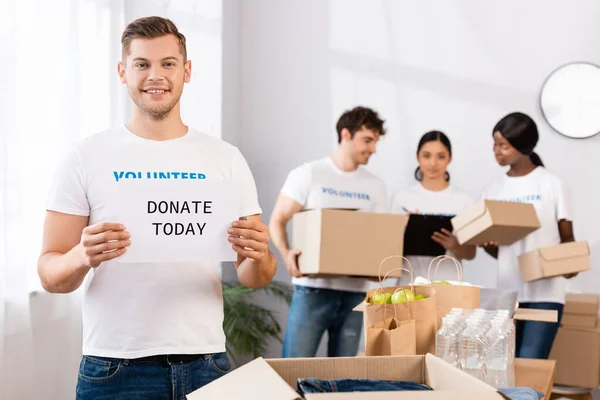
<box><xmin>336</xmin><ymin>106</ymin><xmax>386</xmax><ymax>144</ymax></box>
<box><xmin>121</xmin><ymin>16</ymin><xmax>187</xmax><ymax>61</ymax></box>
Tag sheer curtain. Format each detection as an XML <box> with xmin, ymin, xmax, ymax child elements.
<box><xmin>0</xmin><ymin>0</ymin><xmax>126</xmax><ymax>398</ymax></box>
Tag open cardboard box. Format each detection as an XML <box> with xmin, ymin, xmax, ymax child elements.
<box><xmin>451</xmin><ymin>200</ymin><xmax>540</xmax><ymax>246</ymax></box>
<box><xmin>187</xmin><ymin>354</ymin><xmax>510</xmax><ymax>399</ymax></box>
<box><xmin>292</xmin><ymin>209</ymin><xmax>409</xmax><ymax>277</ymax></box>
<box><xmin>518</xmin><ymin>241</ymin><xmax>591</xmax><ymax>283</ymax></box>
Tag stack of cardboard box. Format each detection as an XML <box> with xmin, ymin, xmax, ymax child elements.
<box><xmin>192</xmin><ymin>202</ymin><xmax>557</xmax><ymax>398</ymax></box>
<box><xmin>549</xmin><ymin>293</ymin><xmax>600</xmax><ymax>388</ymax></box>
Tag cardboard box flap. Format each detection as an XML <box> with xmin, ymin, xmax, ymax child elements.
<box><xmin>564</xmin><ymin>293</ymin><xmax>600</xmax><ymax>315</ymax></box>
<box><xmin>451</xmin><ymin>199</ymin><xmax>488</xmax><ymax>231</ymax></box>
<box><xmin>538</xmin><ymin>241</ymin><xmax>590</xmax><ymax>262</ymax></box>
<box><xmin>514</xmin><ymin>358</ymin><xmax>556</xmax><ymax>400</ymax></box>
<box><xmin>353</xmin><ymin>301</ymin><xmax>366</xmax><ymax>313</ymax></box>
<box><xmin>266</xmin><ymin>356</ymin><xmax>425</xmax><ymax>387</ymax></box>
<box><xmin>305</xmin><ymin>392</ymin><xmax>506</xmax><ymax>399</ymax></box>
<box><xmin>186</xmin><ymin>357</ymin><xmax>300</xmax><ymax>400</ymax></box>
<box><xmin>514</xmin><ymin>308</ymin><xmax>558</xmax><ymax>322</ymax></box>
<box><xmin>424</xmin><ymin>353</ymin><xmax>497</xmax><ymax>392</ymax></box>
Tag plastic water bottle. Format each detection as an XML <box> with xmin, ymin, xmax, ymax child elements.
<box><xmin>445</xmin><ymin>317</ymin><xmax>462</xmax><ymax>369</ymax></box>
<box><xmin>436</xmin><ymin>316</ymin><xmax>462</xmax><ymax>368</ymax></box>
<box><xmin>458</xmin><ymin>317</ymin><xmax>488</xmax><ymax>381</ymax></box>
<box><xmin>435</xmin><ymin>316</ymin><xmax>453</xmax><ymax>361</ymax></box>
<box><xmin>499</xmin><ymin>315</ymin><xmax>516</xmax><ymax>388</ymax></box>
<box><xmin>485</xmin><ymin>317</ymin><xmax>510</xmax><ymax>388</ymax></box>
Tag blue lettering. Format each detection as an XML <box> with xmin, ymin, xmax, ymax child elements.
<box><xmin>113</xmin><ymin>171</ymin><xmax>124</xmax><ymax>182</ymax></box>
<box><xmin>321</xmin><ymin>187</ymin><xmax>371</xmax><ymax>201</ymax></box>
<box><xmin>113</xmin><ymin>171</ymin><xmax>207</xmax><ymax>180</ymax></box>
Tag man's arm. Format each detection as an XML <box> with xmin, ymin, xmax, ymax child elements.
<box><xmin>431</xmin><ymin>228</ymin><xmax>477</xmax><ymax>260</ymax></box>
<box><xmin>559</xmin><ymin>219</ymin><xmax>578</xmax><ymax>278</ymax></box>
<box><xmin>480</xmin><ymin>242</ymin><xmax>499</xmax><ymax>259</ymax></box>
<box><xmin>38</xmin><ymin>211</ymin><xmax>130</xmax><ymax>293</ymax></box>
<box><xmin>228</xmin><ymin>214</ymin><xmax>277</xmax><ymax>289</ymax></box>
<box><xmin>269</xmin><ymin>194</ymin><xmax>304</xmax><ymax>277</ymax></box>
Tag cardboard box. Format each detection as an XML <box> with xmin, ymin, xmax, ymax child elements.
<box><xmin>513</xmin><ymin>308</ymin><xmax>559</xmax><ymax>323</ymax></box>
<box><xmin>564</xmin><ymin>293</ymin><xmax>600</xmax><ymax>315</ymax></box>
<box><xmin>518</xmin><ymin>241</ymin><xmax>591</xmax><ymax>283</ymax></box>
<box><xmin>561</xmin><ymin>293</ymin><xmax>599</xmax><ymax>329</ymax></box>
<box><xmin>549</xmin><ymin>327</ymin><xmax>600</xmax><ymax>388</ymax></box>
<box><xmin>451</xmin><ymin>200</ymin><xmax>540</xmax><ymax>246</ymax></box>
<box><xmin>292</xmin><ymin>209</ymin><xmax>409</xmax><ymax>277</ymax></box>
<box><xmin>187</xmin><ymin>354</ymin><xmax>508</xmax><ymax>399</ymax></box>
<box><xmin>561</xmin><ymin>313</ymin><xmax>598</xmax><ymax>329</ymax></box>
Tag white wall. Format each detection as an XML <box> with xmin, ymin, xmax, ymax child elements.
<box><xmin>125</xmin><ymin>0</ymin><xmax>223</xmax><ymax>137</ymax></box>
<box><xmin>224</xmin><ymin>0</ymin><xmax>600</xmax><ymax>360</ymax></box>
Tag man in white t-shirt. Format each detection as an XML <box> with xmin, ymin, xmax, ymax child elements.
<box><xmin>269</xmin><ymin>106</ymin><xmax>388</xmax><ymax>358</ymax></box>
<box><xmin>38</xmin><ymin>17</ymin><xmax>276</xmax><ymax>399</ymax></box>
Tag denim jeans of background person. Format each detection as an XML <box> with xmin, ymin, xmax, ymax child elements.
<box><xmin>282</xmin><ymin>286</ymin><xmax>365</xmax><ymax>357</ymax></box>
<box><xmin>515</xmin><ymin>302</ymin><xmax>564</xmax><ymax>359</ymax></box>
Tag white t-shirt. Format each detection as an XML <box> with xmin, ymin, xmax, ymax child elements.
<box><xmin>482</xmin><ymin>167</ymin><xmax>571</xmax><ymax>304</ymax></box>
<box><xmin>390</xmin><ymin>184</ymin><xmax>475</xmax><ymax>283</ymax></box>
<box><xmin>281</xmin><ymin>157</ymin><xmax>388</xmax><ymax>293</ymax></box>
<box><xmin>46</xmin><ymin>126</ymin><xmax>262</xmax><ymax>358</ymax></box>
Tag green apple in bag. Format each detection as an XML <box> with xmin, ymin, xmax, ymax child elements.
<box><xmin>371</xmin><ymin>292</ymin><xmax>392</xmax><ymax>304</ymax></box>
<box><xmin>391</xmin><ymin>289</ymin><xmax>415</xmax><ymax>304</ymax></box>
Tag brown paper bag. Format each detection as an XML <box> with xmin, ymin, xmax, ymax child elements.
<box><xmin>428</xmin><ymin>255</ymin><xmax>481</xmax><ymax>328</ymax></box>
<box><xmin>363</xmin><ymin>285</ymin><xmax>438</xmax><ymax>355</ymax></box>
<box><xmin>366</xmin><ymin>318</ymin><xmax>416</xmax><ymax>356</ymax></box>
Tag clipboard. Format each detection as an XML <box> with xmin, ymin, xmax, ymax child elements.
<box><xmin>403</xmin><ymin>214</ymin><xmax>455</xmax><ymax>257</ymax></box>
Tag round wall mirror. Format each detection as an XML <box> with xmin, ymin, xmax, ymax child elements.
<box><xmin>540</xmin><ymin>62</ymin><xmax>600</xmax><ymax>139</ymax></box>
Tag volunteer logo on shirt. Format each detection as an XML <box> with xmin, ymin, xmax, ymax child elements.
<box><xmin>112</xmin><ymin>171</ymin><xmax>207</xmax><ymax>182</ymax></box>
<box><xmin>502</xmin><ymin>194</ymin><xmax>542</xmax><ymax>203</ymax></box>
<box><xmin>321</xmin><ymin>187</ymin><xmax>370</xmax><ymax>200</ymax></box>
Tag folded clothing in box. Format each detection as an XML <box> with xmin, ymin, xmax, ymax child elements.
<box><xmin>296</xmin><ymin>378</ymin><xmax>542</xmax><ymax>399</ymax></box>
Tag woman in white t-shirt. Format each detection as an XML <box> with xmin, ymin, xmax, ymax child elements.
<box><xmin>481</xmin><ymin>112</ymin><xmax>577</xmax><ymax>360</ymax></box>
<box><xmin>391</xmin><ymin>131</ymin><xmax>476</xmax><ymax>283</ymax></box>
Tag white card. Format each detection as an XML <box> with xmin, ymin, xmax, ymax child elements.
<box><xmin>117</xmin><ymin>179</ymin><xmax>239</xmax><ymax>263</ymax></box>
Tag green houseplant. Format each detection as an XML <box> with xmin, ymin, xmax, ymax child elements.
<box><xmin>222</xmin><ymin>280</ymin><xmax>293</xmax><ymax>363</ymax></box>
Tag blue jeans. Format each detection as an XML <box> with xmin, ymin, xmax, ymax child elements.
<box><xmin>282</xmin><ymin>285</ymin><xmax>365</xmax><ymax>358</ymax></box>
<box><xmin>516</xmin><ymin>302</ymin><xmax>564</xmax><ymax>359</ymax></box>
<box><xmin>75</xmin><ymin>352</ymin><xmax>231</xmax><ymax>400</ymax></box>
<box><xmin>297</xmin><ymin>378</ymin><xmax>431</xmax><ymax>393</ymax></box>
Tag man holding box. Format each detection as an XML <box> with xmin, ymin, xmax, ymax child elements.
<box><xmin>270</xmin><ymin>106</ymin><xmax>388</xmax><ymax>358</ymax></box>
